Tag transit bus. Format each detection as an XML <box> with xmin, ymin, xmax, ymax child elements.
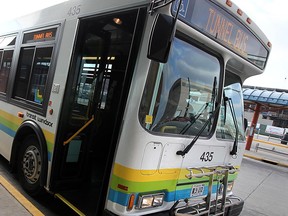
<box><xmin>0</xmin><ymin>0</ymin><xmax>271</xmax><ymax>215</ymax></box>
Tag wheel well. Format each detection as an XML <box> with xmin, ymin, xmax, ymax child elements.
<box><xmin>11</xmin><ymin>120</ymin><xmax>48</xmax><ymax>187</ymax></box>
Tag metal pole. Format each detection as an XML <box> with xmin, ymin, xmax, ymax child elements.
<box><xmin>246</xmin><ymin>103</ymin><xmax>261</xmax><ymax>150</ymax></box>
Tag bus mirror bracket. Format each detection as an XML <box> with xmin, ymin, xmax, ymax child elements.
<box><xmin>147</xmin><ymin>0</ymin><xmax>182</xmax><ymax>63</ymax></box>
<box><xmin>147</xmin><ymin>13</ymin><xmax>175</xmax><ymax>63</ymax></box>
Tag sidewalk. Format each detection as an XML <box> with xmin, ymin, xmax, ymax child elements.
<box><xmin>0</xmin><ymin>175</ymin><xmax>44</xmax><ymax>216</ymax></box>
<box><xmin>244</xmin><ymin>135</ymin><xmax>288</xmax><ymax>168</ymax></box>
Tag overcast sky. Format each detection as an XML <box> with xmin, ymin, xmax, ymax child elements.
<box><xmin>233</xmin><ymin>0</ymin><xmax>288</xmax><ymax>89</ymax></box>
<box><xmin>0</xmin><ymin>0</ymin><xmax>287</xmax><ymax>89</ymax></box>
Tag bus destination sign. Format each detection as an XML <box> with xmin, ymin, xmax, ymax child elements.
<box><xmin>23</xmin><ymin>28</ymin><xmax>57</xmax><ymax>44</ymax></box>
<box><xmin>172</xmin><ymin>0</ymin><xmax>268</xmax><ymax>69</ymax></box>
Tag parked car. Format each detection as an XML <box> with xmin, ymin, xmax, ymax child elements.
<box><xmin>281</xmin><ymin>133</ymin><xmax>288</xmax><ymax>145</ymax></box>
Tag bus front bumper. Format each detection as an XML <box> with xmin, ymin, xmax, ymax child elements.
<box><xmin>150</xmin><ymin>195</ymin><xmax>244</xmax><ymax>216</ymax></box>
<box><xmin>104</xmin><ymin>195</ymin><xmax>244</xmax><ymax>216</ymax></box>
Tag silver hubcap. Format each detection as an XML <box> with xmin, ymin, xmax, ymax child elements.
<box><xmin>22</xmin><ymin>146</ymin><xmax>41</xmax><ymax>184</ymax></box>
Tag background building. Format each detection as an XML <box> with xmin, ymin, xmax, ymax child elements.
<box><xmin>243</xmin><ymin>85</ymin><xmax>288</xmax><ymax>137</ymax></box>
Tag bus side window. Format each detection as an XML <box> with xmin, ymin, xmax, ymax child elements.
<box><xmin>0</xmin><ymin>50</ymin><xmax>13</xmax><ymax>93</ymax></box>
<box><xmin>13</xmin><ymin>47</ymin><xmax>53</xmax><ymax>105</ymax></box>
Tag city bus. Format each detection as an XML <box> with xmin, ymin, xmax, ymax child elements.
<box><xmin>0</xmin><ymin>0</ymin><xmax>271</xmax><ymax>215</ymax></box>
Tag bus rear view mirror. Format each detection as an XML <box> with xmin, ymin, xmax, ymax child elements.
<box><xmin>147</xmin><ymin>14</ymin><xmax>175</xmax><ymax>63</ymax></box>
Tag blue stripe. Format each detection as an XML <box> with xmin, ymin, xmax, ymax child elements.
<box><xmin>0</xmin><ymin>123</ymin><xmax>16</xmax><ymax>137</ymax></box>
<box><xmin>108</xmin><ymin>188</ymin><xmax>131</xmax><ymax>206</ymax></box>
<box><xmin>108</xmin><ymin>189</ymin><xmax>177</xmax><ymax>207</ymax></box>
<box><xmin>0</xmin><ymin>122</ymin><xmax>53</xmax><ymax>162</ymax></box>
<box><xmin>48</xmin><ymin>152</ymin><xmax>52</xmax><ymax>161</ymax></box>
<box><xmin>108</xmin><ymin>184</ymin><xmax>220</xmax><ymax>207</ymax></box>
<box><xmin>175</xmin><ymin>185</ymin><xmax>219</xmax><ymax>200</ymax></box>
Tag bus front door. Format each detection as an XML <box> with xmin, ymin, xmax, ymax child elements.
<box><xmin>51</xmin><ymin>9</ymin><xmax>144</xmax><ymax>215</ymax></box>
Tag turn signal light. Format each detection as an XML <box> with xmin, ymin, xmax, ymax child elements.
<box><xmin>127</xmin><ymin>194</ymin><xmax>135</xmax><ymax>211</ymax></box>
<box><xmin>18</xmin><ymin>112</ymin><xmax>24</xmax><ymax>118</ymax></box>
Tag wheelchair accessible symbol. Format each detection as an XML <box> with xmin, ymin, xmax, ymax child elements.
<box><xmin>173</xmin><ymin>0</ymin><xmax>189</xmax><ymax>18</ymax></box>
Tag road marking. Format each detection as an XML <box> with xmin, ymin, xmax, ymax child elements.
<box><xmin>0</xmin><ymin>175</ymin><xmax>44</xmax><ymax>216</ymax></box>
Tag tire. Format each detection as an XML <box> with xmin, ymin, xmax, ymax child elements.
<box><xmin>18</xmin><ymin>135</ymin><xmax>43</xmax><ymax>196</ymax></box>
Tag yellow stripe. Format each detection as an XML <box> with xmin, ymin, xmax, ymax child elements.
<box><xmin>0</xmin><ymin>175</ymin><xmax>44</xmax><ymax>216</ymax></box>
<box><xmin>43</xmin><ymin>130</ymin><xmax>55</xmax><ymax>144</ymax></box>
<box><xmin>0</xmin><ymin>109</ymin><xmax>23</xmax><ymax>126</ymax></box>
<box><xmin>55</xmin><ymin>193</ymin><xmax>85</xmax><ymax>216</ymax></box>
<box><xmin>253</xmin><ymin>138</ymin><xmax>288</xmax><ymax>149</ymax></box>
<box><xmin>113</xmin><ymin>163</ymin><xmax>241</xmax><ymax>182</ymax></box>
<box><xmin>113</xmin><ymin>163</ymin><xmax>180</xmax><ymax>182</ymax></box>
<box><xmin>244</xmin><ymin>153</ymin><xmax>288</xmax><ymax>168</ymax></box>
<box><xmin>0</xmin><ymin>108</ymin><xmax>55</xmax><ymax>148</ymax></box>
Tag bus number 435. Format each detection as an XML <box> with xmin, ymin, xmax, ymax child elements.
<box><xmin>200</xmin><ymin>152</ymin><xmax>214</xmax><ymax>162</ymax></box>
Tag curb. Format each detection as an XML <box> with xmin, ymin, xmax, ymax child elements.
<box><xmin>253</xmin><ymin>138</ymin><xmax>288</xmax><ymax>149</ymax></box>
<box><xmin>244</xmin><ymin>153</ymin><xmax>288</xmax><ymax>168</ymax></box>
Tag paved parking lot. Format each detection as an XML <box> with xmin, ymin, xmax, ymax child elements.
<box><xmin>234</xmin><ymin>157</ymin><xmax>288</xmax><ymax>216</ymax></box>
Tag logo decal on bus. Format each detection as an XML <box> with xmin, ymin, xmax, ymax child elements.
<box><xmin>173</xmin><ymin>0</ymin><xmax>189</xmax><ymax>18</ymax></box>
<box><xmin>26</xmin><ymin>112</ymin><xmax>53</xmax><ymax>127</ymax></box>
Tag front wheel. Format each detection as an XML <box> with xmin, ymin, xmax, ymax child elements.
<box><xmin>18</xmin><ymin>135</ymin><xmax>43</xmax><ymax>196</ymax></box>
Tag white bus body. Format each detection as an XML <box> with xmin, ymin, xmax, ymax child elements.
<box><xmin>0</xmin><ymin>0</ymin><xmax>271</xmax><ymax>215</ymax></box>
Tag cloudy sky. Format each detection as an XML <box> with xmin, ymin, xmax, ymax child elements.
<box><xmin>0</xmin><ymin>0</ymin><xmax>286</xmax><ymax>89</ymax></box>
<box><xmin>233</xmin><ymin>0</ymin><xmax>288</xmax><ymax>89</ymax></box>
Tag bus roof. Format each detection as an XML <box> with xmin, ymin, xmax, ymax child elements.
<box><xmin>217</xmin><ymin>0</ymin><xmax>271</xmax><ymax>51</ymax></box>
<box><xmin>0</xmin><ymin>0</ymin><xmax>271</xmax><ymax>52</ymax></box>
<box><xmin>0</xmin><ymin>0</ymin><xmax>150</xmax><ymax>34</ymax></box>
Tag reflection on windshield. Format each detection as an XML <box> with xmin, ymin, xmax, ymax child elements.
<box><xmin>216</xmin><ymin>82</ymin><xmax>245</xmax><ymax>141</ymax></box>
<box><xmin>139</xmin><ymin>37</ymin><xmax>221</xmax><ymax>136</ymax></box>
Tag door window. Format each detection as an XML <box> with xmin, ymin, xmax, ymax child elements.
<box><xmin>61</xmin><ymin>10</ymin><xmax>140</xmax><ymax>178</ymax></box>
<box><xmin>69</xmin><ymin>12</ymin><xmax>138</xmax><ymax>125</ymax></box>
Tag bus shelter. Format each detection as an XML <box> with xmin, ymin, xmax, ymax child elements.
<box><xmin>243</xmin><ymin>87</ymin><xmax>288</xmax><ymax>150</ymax></box>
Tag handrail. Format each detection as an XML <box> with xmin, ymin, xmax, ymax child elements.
<box><xmin>63</xmin><ymin>115</ymin><xmax>94</xmax><ymax>146</ymax></box>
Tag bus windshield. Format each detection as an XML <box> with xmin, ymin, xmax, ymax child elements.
<box><xmin>139</xmin><ymin>37</ymin><xmax>221</xmax><ymax>136</ymax></box>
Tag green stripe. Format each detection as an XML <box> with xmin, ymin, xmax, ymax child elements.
<box><xmin>110</xmin><ymin>175</ymin><xmax>178</xmax><ymax>193</ymax></box>
<box><xmin>110</xmin><ymin>172</ymin><xmax>238</xmax><ymax>194</ymax></box>
<box><xmin>0</xmin><ymin>115</ymin><xmax>19</xmax><ymax>132</ymax></box>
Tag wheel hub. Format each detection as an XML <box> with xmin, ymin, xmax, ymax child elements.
<box><xmin>22</xmin><ymin>146</ymin><xmax>42</xmax><ymax>184</ymax></box>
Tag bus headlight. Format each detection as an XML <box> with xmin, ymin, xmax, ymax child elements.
<box><xmin>137</xmin><ymin>193</ymin><xmax>164</xmax><ymax>209</ymax></box>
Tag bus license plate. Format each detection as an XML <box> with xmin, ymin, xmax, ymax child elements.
<box><xmin>191</xmin><ymin>184</ymin><xmax>205</xmax><ymax>197</ymax></box>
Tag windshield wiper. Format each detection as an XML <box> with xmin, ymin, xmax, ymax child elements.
<box><xmin>179</xmin><ymin>102</ymin><xmax>209</xmax><ymax>135</ymax></box>
<box><xmin>180</xmin><ymin>77</ymin><xmax>218</xmax><ymax>135</ymax></box>
<box><xmin>177</xmin><ymin>77</ymin><xmax>218</xmax><ymax>156</ymax></box>
<box><xmin>226</xmin><ymin>97</ymin><xmax>239</xmax><ymax>156</ymax></box>
<box><xmin>208</xmin><ymin>77</ymin><xmax>217</xmax><ymax>132</ymax></box>
<box><xmin>176</xmin><ymin>103</ymin><xmax>220</xmax><ymax>156</ymax></box>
